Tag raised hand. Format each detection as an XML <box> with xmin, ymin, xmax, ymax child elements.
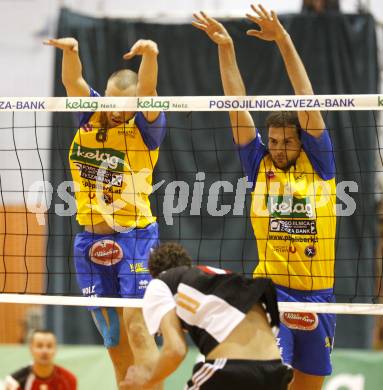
<box><xmin>246</xmin><ymin>4</ymin><xmax>286</xmax><ymax>42</ymax></box>
<box><xmin>43</xmin><ymin>37</ymin><xmax>79</xmax><ymax>52</ymax></box>
<box><xmin>123</xmin><ymin>39</ymin><xmax>159</xmax><ymax>60</ymax></box>
<box><xmin>192</xmin><ymin>11</ymin><xmax>232</xmax><ymax>45</ymax></box>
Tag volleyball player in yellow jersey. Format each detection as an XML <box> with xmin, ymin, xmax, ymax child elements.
<box><xmin>193</xmin><ymin>5</ymin><xmax>335</xmax><ymax>390</ymax></box>
<box><xmin>44</xmin><ymin>37</ymin><xmax>166</xmax><ymax>389</ymax></box>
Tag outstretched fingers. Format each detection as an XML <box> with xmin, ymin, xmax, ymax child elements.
<box><xmin>246</xmin><ymin>29</ymin><xmax>262</xmax><ymax>38</ymax></box>
<box><xmin>257</xmin><ymin>4</ymin><xmax>272</xmax><ymax>20</ymax></box>
<box><xmin>271</xmin><ymin>10</ymin><xmax>279</xmax><ymax>23</ymax></box>
<box><xmin>200</xmin><ymin>11</ymin><xmax>219</xmax><ymax>25</ymax></box>
<box><xmin>191</xmin><ymin>20</ymin><xmax>207</xmax><ymax>31</ymax></box>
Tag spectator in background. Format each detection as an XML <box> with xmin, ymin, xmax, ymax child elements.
<box><xmin>302</xmin><ymin>0</ymin><xmax>340</xmax><ymax>13</ymax></box>
<box><xmin>4</xmin><ymin>330</ymin><xmax>77</xmax><ymax>390</ymax></box>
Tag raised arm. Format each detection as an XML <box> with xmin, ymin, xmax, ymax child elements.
<box><xmin>43</xmin><ymin>38</ymin><xmax>89</xmax><ymax>97</ymax></box>
<box><xmin>192</xmin><ymin>12</ymin><xmax>256</xmax><ymax>146</ymax></box>
<box><xmin>122</xmin><ymin>309</ymin><xmax>187</xmax><ymax>388</ymax></box>
<box><xmin>123</xmin><ymin>40</ymin><xmax>160</xmax><ymax>122</ymax></box>
<box><xmin>246</xmin><ymin>4</ymin><xmax>325</xmax><ymax>138</ymax></box>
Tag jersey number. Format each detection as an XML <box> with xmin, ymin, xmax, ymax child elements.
<box><xmin>96</xmin><ymin>128</ymin><xmax>108</xmax><ymax>142</ymax></box>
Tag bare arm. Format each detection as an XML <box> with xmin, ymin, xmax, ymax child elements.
<box><xmin>123</xmin><ymin>40</ymin><xmax>160</xmax><ymax>122</ymax></box>
<box><xmin>247</xmin><ymin>4</ymin><xmax>325</xmax><ymax>138</ymax></box>
<box><xmin>192</xmin><ymin>12</ymin><xmax>256</xmax><ymax>145</ymax></box>
<box><xmin>44</xmin><ymin>38</ymin><xmax>89</xmax><ymax>97</ymax></box>
<box><xmin>122</xmin><ymin>309</ymin><xmax>187</xmax><ymax>388</ymax></box>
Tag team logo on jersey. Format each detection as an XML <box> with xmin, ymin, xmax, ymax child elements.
<box><xmin>269</xmin><ymin>219</ymin><xmax>317</xmax><ymax>235</ymax></box>
<box><xmin>89</xmin><ymin>240</ymin><xmax>123</xmax><ymax>265</ymax></box>
<box><xmin>103</xmin><ymin>192</ymin><xmax>113</xmax><ymax>205</ymax></box>
<box><xmin>273</xmin><ymin>245</ymin><xmax>297</xmax><ymax>254</ymax></box>
<box><xmin>74</xmin><ymin>162</ymin><xmax>124</xmax><ymax>186</ymax></box>
<box><xmin>304</xmin><ymin>246</ymin><xmax>317</xmax><ymax>257</ymax></box>
<box><xmin>266</xmin><ymin>195</ymin><xmax>314</xmax><ymax>218</ymax></box>
<box><xmin>118</xmin><ymin>126</ymin><xmax>136</xmax><ymax>138</ymax></box>
<box><xmin>280</xmin><ymin>312</ymin><xmax>319</xmax><ymax>331</ymax></box>
<box><xmin>266</xmin><ymin>170</ymin><xmax>275</xmax><ymax>178</ymax></box>
<box><xmin>70</xmin><ymin>143</ymin><xmax>125</xmax><ymax>171</ymax></box>
<box><xmin>81</xmin><ymin>123</ymin><xmax>93</xmax><ymax>132</ymax></box>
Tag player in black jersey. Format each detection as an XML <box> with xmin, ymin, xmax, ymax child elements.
<box><xmin>122</xmin><ymin>242</ymin><xmax>293</xmax><ymax>390</ymax></box>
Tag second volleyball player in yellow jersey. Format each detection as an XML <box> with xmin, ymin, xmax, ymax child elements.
<box><xmin>193</xmin><ymin>5</ymin><xmax>335</xmax><ymax>390</ymax></box>
<box><xmin>44</xmin><ymin>37</ymin><xmax>165</xmax><ymax>390</ymax></box>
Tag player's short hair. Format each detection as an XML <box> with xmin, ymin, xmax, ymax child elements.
<box><xmin>266</xmin><ymin>111</ymin><xmax>302</xmax><ymax>138</ymax></box>
<box><xmin>149</xmin><ymin>242</ymin><xmax>192</xmax><ymax>278</ymax></box>
<box><xmin>108</xmin><ymin>69</ymin><xmax>138</xmax><ymax>90</ymax></box>
<box><xmin>29</xmin><ymin>329</ymin><xmax>56</xmax><ymax>344</ymax></box>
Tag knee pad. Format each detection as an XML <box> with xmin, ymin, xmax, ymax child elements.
<box><xmin>93</xmin><ymin>307</ymin><xmax>120</xmax><ymax>348</ymax></box>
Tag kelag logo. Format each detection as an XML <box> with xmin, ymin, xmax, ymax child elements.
<box><xmin>70</xmin><ymin>143</ymin><xmax>125</xmax><ymax>171</ymax></box>
<box><xmin>137</xmin><ymin>97</ymin><xmax>170</xmax><ymax>111</ymax></box>
<box><xmin>65</xmin><ymin>98</ymin><xmax>98</xmax><ymax>111</ymax></box>
<box><xmin>266</xmin><ymin>195</ymin><xmax>314</xmax><ymax>218</ymax></box>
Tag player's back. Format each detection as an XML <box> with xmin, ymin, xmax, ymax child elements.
<box><xmin>207</xmin><ymin>303</ymin><xmax>280</xmax><ymax>361</ymax></box>
<box><xmin>156</xmin><ymin>265</ymin><xmax>280</xmax><ymax>357</ymax></box>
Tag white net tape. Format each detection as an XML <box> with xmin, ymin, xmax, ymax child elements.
<box><xmin>1</xmin><ymin>294</ymin><xmax>383</xmax><ymax>314</ymax></box>
<box><xmin>0</xmin><ymin>94</ymin><xmax>382</xmax><ymax>112</ymax></box>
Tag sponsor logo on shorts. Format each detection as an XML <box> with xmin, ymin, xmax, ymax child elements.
<box><xmin>89</xmin><ymin>240</ymin><xmax>123</xmax><ymax>266</ymax></box>
<box><xmin>129</xmin><ymin>262</ymin><xmax>149</xmax><ymax>273</ymax></box>
<box><xmin>280</xmin><ymin>312</ymin><xmax>319</xmax><ymax>331</ymax></box>
<box><xmin>82</xmin><ymin>285</ymin><xmax>97</xmax><ymax>297</ymax></box>
<box><xmin>325</xmin><ymin>336</ymin><xmax>334</xmax><ymax>349</ymax></box>
<box><xmin>138</xmin><ymin>280</ymin><xmax>149</xmax><ymax>290</ymax></box>
<box><xmin>269</xmin><ymin>219</ymin><xmax>317</xmax><ymax>235</ymax></box>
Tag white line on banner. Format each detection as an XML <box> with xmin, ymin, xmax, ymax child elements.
<box><xmin>0</xmin><ymin>95</ymin><xmax>382</xmax><ymax>111</ymax></box>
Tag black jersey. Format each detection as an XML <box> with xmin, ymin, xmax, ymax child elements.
<box><xmin>143</xmin><ymin>265</ymin><xmax>279</xmax><ymax>356</ymax></box>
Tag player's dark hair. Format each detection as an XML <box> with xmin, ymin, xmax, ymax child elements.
<box><xmin>266</xmin><ymin>111</ymin><xmax>302</xmax><ymax>139</ymax></box>
<box><xmin>149</xmin><ymin>242</ymin><xmax>192</xmax><ymax>278</ymax></box>
<box><xmin>108</xmin><ymin>69</ymin><xmax>138</xmax><ymax>90</ymax></box>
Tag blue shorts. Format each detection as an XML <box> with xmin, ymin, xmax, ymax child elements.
<box><xmin>276</xmin><ymin>285</ymin><xmax>336</xmax><ymax>376</ymax></box>
<box><xmin>74</xmin><ymin>222</ymin><xmax>158</xmax><ymax>300</ymax></box>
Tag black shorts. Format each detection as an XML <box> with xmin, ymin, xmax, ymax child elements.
<box><xmin>185</xmin><ymin>359</ymin><xmax>293</xmax><ymax>390</ymax></box>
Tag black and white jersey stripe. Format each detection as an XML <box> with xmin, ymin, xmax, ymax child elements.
<box><xmin>143</xmin><ymin>266</ymin><xmax>279</xmax><ymax>356</ymax></box>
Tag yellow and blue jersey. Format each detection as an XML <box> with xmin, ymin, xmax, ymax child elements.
<box><xmin>69</xmin><ymin>87</ymin><xmax>167</xmax><ymax>229</ymax></box>
<box><xmin>239</xmin><ymin>130</ymin><xmax>336</xmax><ymax>291</ymax></box>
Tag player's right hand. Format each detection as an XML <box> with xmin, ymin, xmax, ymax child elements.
<box><xmin>192</xmin><ymin>11</ymin><xmax>232</xmax><ymax>46</ymax></box>
<box><xmin>43</xmin><ymin>38</ymin><xmax>79</xmax><ymax>52</ymax></box>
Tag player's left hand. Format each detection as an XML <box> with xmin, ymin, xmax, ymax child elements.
<box><xmin>246</xmin><ymin>4</ymin><xmax>286</xmax><ymax>42</ymax></box>
<box><xmin>120</xmin><ymin>365</ymin><xmax>153</xmax><ymax>389</ymax></box>
<box><xmin>123</xmin><ymin>40</ymin><xmax>159</xmax><ymax>60</ymax></box>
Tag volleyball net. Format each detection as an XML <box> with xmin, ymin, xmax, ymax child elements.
<box><xmin>0</xmin><ymin>94</ymin><xmax>382</xmax><ymax>314</ymax></box>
